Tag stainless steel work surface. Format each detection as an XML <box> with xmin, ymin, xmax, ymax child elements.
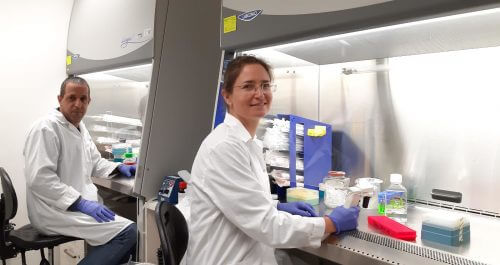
<box><xmin>92</xmin><ymin>176</ymin><xmax>136</xmax><ymax>197</ymax></box>
<box><xmin>300</xmin><ymin>203</ymin><xmax>500</xmax><ymax>265</ymax></box>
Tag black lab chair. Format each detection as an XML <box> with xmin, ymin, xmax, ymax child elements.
<box><xmin>0</xmin><ymin>167</ymin><xmax>79</xmax><ymax>265</ymax></box>
<box><xmin>155</xmin><ymin>200</ymin><xmax>189</xmax><ymax>265</ymax></box>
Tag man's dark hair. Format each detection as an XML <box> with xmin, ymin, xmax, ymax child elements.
<box><xmin>60</xmin><ymin>76</ymin><xmax>90</xmax><ymax>97</ymax></box>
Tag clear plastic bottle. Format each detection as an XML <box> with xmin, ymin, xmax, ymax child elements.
<box><xmin>384</xmin><ymin>174</ymin><xmax>407</xmax><ymax>223</ymax></box>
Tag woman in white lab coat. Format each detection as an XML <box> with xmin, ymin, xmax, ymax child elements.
<box><xmin>185</xmin><ymin>55</ymin><xmax>360</xmax><ymax>265</ymax></box>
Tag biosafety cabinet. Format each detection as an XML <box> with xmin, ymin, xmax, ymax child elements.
<box><xmin>67</xmin><ymin>0</ymin><xmax>155</xmax><ymax>202</ymax></box>
<box><xmin>67</xmin><ymin>0</ymin><xmax>222</xmax><ymax>260</ymax></box>
<box><xmin>67</xmin><ymin>0</ymin><xmax>221</xmax><ymax>198</ymax></box>
<box><xmin>219</xmin><ymin>1</ymin><xmax>500</xmax><ymax>265</ymax></box>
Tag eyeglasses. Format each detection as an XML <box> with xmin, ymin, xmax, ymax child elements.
<box><xmin>234</xmin><ymin>82</ymin><xmax>277</xmax><ymax>93</ymax></box>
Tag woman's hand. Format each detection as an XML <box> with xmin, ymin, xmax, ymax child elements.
<box><xmin>277</xmin><ymin>202</ymin><xmax>318</xmax><ymax>217</ymax></box>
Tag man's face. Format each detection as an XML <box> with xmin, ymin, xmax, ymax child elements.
<box><xmin>58</xmin><ymin>82</ymin><xmax>90</xmax><ymax>127</ymax></box>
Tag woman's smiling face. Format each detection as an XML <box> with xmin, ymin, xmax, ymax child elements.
<box><xmin>223</xmin><ymin>64</ymin><xmax>273</xmax><ymax>122</ymax></box>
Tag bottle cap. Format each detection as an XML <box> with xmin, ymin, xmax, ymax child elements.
<box><xmin>179</xmin><ymin>181</ymin><xmax>187</xmax><ymax>190</ymax></box>
<box><xmin>328</xmin><ymin>171</ymin><xmax>346</xmax><ymax>177</ymax></box>
<box><xmin>124</xmin><ymin>153</ymin><xmax>134</xmax><ymax>158</ymax></box>
<box><xmin>390</xmin><ymin>174</ymin><xmax>402</xmax><ymax>184</ymax></box>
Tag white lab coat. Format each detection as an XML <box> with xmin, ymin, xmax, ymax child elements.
<box><xmin>23</xmin><ymin>109</ymin><xmax>133</xmax><ymax>246</ymax></box>
<box><xmin>185</xmin><ymin>114</ymin><xmax>325</xmax><ymax>265</ymax></box>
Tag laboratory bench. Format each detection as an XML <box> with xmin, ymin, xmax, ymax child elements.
<box><xmin>92</xmin><ymin>179</ymin><xmax>500</xmax><ymax>265</ymax></box>
<box><xmin>142</xmin><ymin>199</ymin><xmax>499</xmax><ymax>265</ymax></box>
<box><xmin>296</xmin><ymin>203</ymin><xmax>500</xmax><ymax>265</ymax></box>
<box><xmin>92</xmin><ymin>176</ymin><xmax>136</xmax><ymax>197</ymax></box>
<box><xmin>92</xmin><ymin>176</ymin><xmax>138</xmax><ymax>222</ymax></box>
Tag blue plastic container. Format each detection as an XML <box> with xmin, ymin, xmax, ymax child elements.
<box><xmin>112</xmin><ymin>144</ymin><xmax>132</xmax><ymax>162</ymax></box>
<box><xmin>422</xmin><ymin>221</ymin><xmax>470</xmax><ymax>246</ymax></box>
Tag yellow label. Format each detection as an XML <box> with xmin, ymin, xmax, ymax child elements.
<box><xmin>66</xmin><ymin>55</ymin><xmax>72</xmax><ymax>65</ymax></box>
<box><xmin>223</xmin><ymin>15</ymin><xmax>237</xmax><ymax>33</ymax></box>
<box><xmin>307</xmin><ymin>126</ymin><xmax>327</xmax><ymax>137</ymax></box>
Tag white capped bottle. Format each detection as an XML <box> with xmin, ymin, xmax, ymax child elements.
<box><xmin>384</xmin><ymin>173</ymin><xmax>407</xmax><ymax>223</ymax></box>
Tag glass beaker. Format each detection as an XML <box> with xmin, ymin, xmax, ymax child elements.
<box><xmin>324</xmin><ymin>176</ymin><xmax>350</xmax><ymax>208</ymax></box>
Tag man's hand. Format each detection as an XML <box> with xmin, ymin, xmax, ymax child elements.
<box><xmin>117</xmin><ymin>164</ymin><xmax>136</xmax><ymax>177</ymax></box>
<box><xmin>73</xmin><ymin>198</ymin><xmax>115</xmax><ymax>223</ymax></box>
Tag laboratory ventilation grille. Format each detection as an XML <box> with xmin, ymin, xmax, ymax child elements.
<box><xmin>346</xmin><ymin>230</ymin><xmax>488</xmax><ymax>265</ymax></box>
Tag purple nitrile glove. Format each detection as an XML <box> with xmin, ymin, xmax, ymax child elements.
<box><xmin>73</xmin><ymin>198</ymin><xmax>115</xmax><ymax>223</ymax></box>
<box><xmin>118</xmin><ymin>164</ymin><xmax>136</xmax><ymax>178</ymax></box>
<box><xmin>327</xmin><ymin>206</ymin><xmax>360</xmax><ymax>234</ymax></box>
<box><xmin>277</xmin><ymin>202</ymin><xmax>318</xmax><ymax>217</ymax></box>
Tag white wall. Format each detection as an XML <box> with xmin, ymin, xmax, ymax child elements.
<box><xmin>0</xmin><ymin>0</ymin><xmax>74</xmax><ymax>264</ymax></box>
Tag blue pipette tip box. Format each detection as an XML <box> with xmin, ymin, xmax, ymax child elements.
<box><xmin>421</xmin><ymin>220</ymin><xmax>470</xmax><ymax>246</ymax></box>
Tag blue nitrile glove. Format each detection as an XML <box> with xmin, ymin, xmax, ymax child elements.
<box><xmin>118</xmin><ymin>164</ymin><xmax>136</xmax><ymax>177</ymax></box>
<box><xmin>277</xmin><ymin>202</ymin><xmax>318</xmax><ymax>217</ymax></box>
<box><xmin>73</xmin><ymin>198</ymin><xmax>115</xmax><ymax>223</ymax></box>
<box><xmin>327</xmin><ymin>206</ymin><xmax>360</xmax><ymax>234</ymax></box>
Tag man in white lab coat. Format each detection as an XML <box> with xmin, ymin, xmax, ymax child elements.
<box><xmin>23</xmin><ymin>76</ymin><xmax>137</xmax><ymax>265</ymax></box>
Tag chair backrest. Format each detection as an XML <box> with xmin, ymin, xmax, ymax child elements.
<box><xmin>155</xmin><ymin>201</ymin><xmax>188</xmax><ymax>265</ymax></box>
<box><xmin>0</xmin><ymin>167</ymin><xmax>18</xmax><ymax>258</ymax></box>
<box><xmin>0</xmin><ymin>167</ymin><xmax>17</xmax><ymax>224</ymax></box>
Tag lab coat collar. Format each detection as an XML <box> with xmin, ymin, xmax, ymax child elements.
<box><xmin>223</xmin><ymin>113</ymin><xmax>254</xmax><ymax>143</ymax></box>
<box><xmin>50</xmin><ymin>108</ymin><xmax>84</xmax><ymax>130</ymax></box>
